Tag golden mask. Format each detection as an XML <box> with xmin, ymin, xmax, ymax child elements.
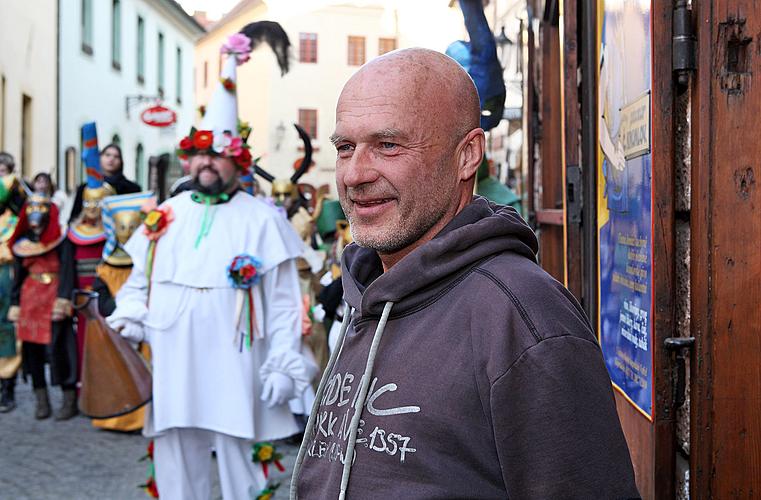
<box><xmin>113</xmin><ymin>210</ymin><xmax>142</xmax><ymax>245</ymax></box>
<box><xmin>25</xmin><ymin>194</ymin><xmax>51</xmax><ymax>216</ymax></box>
<box><xmin>271</xmin><ymin>179</ymin><xmax>297</xmax><ymax>205</ymax></box>
<box><xmin>82</xmin><ymin>184</ymin><xmax>115</xmax><ymax>222</ymax></box>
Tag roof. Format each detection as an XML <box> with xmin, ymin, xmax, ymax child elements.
<box><xmin>200</xmin><ymin>0</ymin><xmax>264</xmax><ymax>40</ymax></box>
<box><xmin>154</xmin><ymin>0</ymin><xmax>207</xmax><ymax>37</ymax></box>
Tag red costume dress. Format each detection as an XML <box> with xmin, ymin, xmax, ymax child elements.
<box><xmin>63</xmin><ymin>226</ymin><xmax>106</xmax><ymax>381</ymax></box>
<box><xmin>9</xmin><ymin>201</ymin><xmax>76</xmax><ymax>391</ymax></box>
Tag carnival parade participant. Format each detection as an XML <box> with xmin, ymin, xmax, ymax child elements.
<box><xmin>68</xmin><ymin>143</ymin><xmax>140</xmax><ymax>223</ymax></box>
<box><xmin>90</xmin><ymin>190</ymin><xmax>153</xmax><ymax>432</ymax></box>
<box><xmin>291</xmin><ymin>48</ymin><xmax>638</xmax><ymax>498</ymax></box>
<box><xmin>61</xmin><ymin>123</ymin><xmax>115</xmax><ymax>395</ymax></box>
<box><xmin>0</xmin><ymin>167</ymin><xmax>25</xmax><ymax>413</ymax></box>
<box><xmin>7</xmin><ymin>194</ymin><xmax>75</xmax><ymax>421</ymax></box>
<box><xmin>108</xmin><ymin>28</ymin><xmax>311</xmax><ymax>499</ymax></box>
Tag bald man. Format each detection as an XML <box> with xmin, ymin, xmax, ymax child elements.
<box><xmin>291</xmin><ymin>49</ymin><xmax>638</xmax><ymax>499</ymax></box>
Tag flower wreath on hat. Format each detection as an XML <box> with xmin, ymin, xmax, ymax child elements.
<box><xmin>176</xmin><ymin>127</ymin><xmax>253</xmax><ymax>171</ymax></box>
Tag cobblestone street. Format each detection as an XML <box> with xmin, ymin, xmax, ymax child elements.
<box><xmin>0</xmin><ymin>379</ymin><xmax>299</xmax><ymax>499</ymax></box>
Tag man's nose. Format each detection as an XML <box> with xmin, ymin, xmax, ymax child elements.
<box><xmin>341</xmin><ymin>146</ymin><xmax>379</xmax><ymax>188</ymax></box>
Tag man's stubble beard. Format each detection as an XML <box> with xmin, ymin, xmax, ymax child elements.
<box><xmin>345</xmin><ymin>159</ymin><xmax>453</xmax><ymax>255</ymax></box>
<box><xmin>349</xmin><ymin>200</ymin><xmax>449</xmax><ymax>255</ymax></box>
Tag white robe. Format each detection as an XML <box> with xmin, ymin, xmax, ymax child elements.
<box><xmin>111</xmin><ymin>190</ymin><xmax>311</xmax><ymax>440</ymax></box>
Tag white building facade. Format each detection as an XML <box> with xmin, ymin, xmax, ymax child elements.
<box><xmin>0</xmin><ymin>0</ymin><xmax>58</xmax><ymax>179</ymax></box>
<box><xmin>59</xmin><ymin>0</ymin><xmax>204</xmax><ymax>192</ymax></box>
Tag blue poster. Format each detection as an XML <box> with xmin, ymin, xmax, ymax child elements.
<box><xmin>597</xmin><ymin>0</ymin><xmax>653</xmax><ymax>420</ymax></box>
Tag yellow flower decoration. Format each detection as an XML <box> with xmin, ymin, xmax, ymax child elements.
<box><xmin>144</xmin><ymin>211</ymin><xmax>161</xmax><ymax>227</ymax></box>
<box><xmin>257</xmin><ymin>445</ymin><xmax>274</xmax><ymax>462</ymax></box>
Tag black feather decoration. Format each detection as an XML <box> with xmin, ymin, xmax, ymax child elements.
<box><xmin>290</xmin><ymin>124</ymin><xmax>313</xmax><ymax>183</ymax></box>
<box><xmin>238</xmin><ymin>21</ymin><xmax>291</xmax><ymax>76</ymax></box>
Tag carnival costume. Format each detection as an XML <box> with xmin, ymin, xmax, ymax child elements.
<box><xmin>0</xmin><ymin>175</ymin><xmax>25</xmax><ymax>412</ymax></box>
<box><xmin>90</xmin><ymin>191</ymin><xmax>153</xmax><ymax>432</ymax></box>
<box><xmin>8</xmin><ymin>195</ymin><xmax>75</xmax><ymax>420</ymax></box>
<box><xmin>109</xmin><ymin>26</ymin><xmax>312</xmax><ymax>499</ymax></box>
<box><xmin>62</xmin><ymin>124</ymin><xmax>115</xmax><ymax>398</ymax></box>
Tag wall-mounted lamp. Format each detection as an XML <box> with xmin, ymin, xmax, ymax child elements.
<box><xmin>275</xmin><ymin>121</ymin><xmax>286</xmax><ymax>151</ymax></box>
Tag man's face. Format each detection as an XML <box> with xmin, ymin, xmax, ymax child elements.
<box><xmin>100</xmin><ymin>147</ymin><xmax>122</xmax><ymax>176</ymax></box>
<box><xmin>332</xmin><ymin>71</ymin><xmax>459</xmax><ymax>255</ymax></box>
<box><xmin>189</xmin><ymin>154</ymin><xmax>238</xmax><ymax>196</ymax></box>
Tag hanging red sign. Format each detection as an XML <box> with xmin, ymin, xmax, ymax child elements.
<box><xmin>141</xmin><ymin>105</ymin><xmax>177</xmax><ymax>127</ymax></box>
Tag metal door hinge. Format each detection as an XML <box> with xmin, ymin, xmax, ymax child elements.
<box><xmin>664</xmin><ymin>336</ymin><xmax>695</xmax><ymax>409</ymax></box>
<box><xmin>673</xmin><ymin>0</ymin><xmax>696</xmax><ymax>93</ymax></box>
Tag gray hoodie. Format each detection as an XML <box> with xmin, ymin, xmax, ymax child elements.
<box><xmin>293</xmin><ymin>197</ymin><xmax>639</xmax><ymax>499</ymax></box>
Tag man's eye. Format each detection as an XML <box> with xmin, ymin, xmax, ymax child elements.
<box><xmin>380</xmin><ymin>142</ymin><xmax>397</xmax><ymax>150</ymax></box>
<box><xmin>336</xmin><ymin>144</ymin><xmax>354</xmax><ymax>154</ymax></box>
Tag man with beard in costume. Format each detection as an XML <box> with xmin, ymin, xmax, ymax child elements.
<box><xmin>107</xmin><ymin>28</ymin><xmax>311</xmax><ymax>499</ymax></box>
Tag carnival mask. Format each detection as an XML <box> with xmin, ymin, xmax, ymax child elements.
<box><xmin>25</xmin><ymin>195</ymin><xmax>51</xmax><ymax>241</ymax></box>
<box><xmin>82</xmin><ymin>185</ymin><xmax>115</xmax><ymax>223</ymax></box>
<box><xmin>271</xmin><ymin>179</ymin><xmax>297</xmax><ymax>207</ymax></box>
<box><xmin>113</xmin><ymin>210</ymin><xmax>142</xmax><ymax>245</ymax></box>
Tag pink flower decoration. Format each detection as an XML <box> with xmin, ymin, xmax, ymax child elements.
<box><xmin>225</xmin><ymin>137</ymin><xmax>244</xmax><ymax>157</ymax></box>
<box><xmin>221</xmin><ymin>33</ymin><xmax>252</xmax><ymax>65</ymax></box>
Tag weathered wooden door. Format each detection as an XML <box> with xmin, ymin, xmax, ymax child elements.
<box><xmin>691</xmin><ymin>1</ymin><xmax>761</xmax><ymax>496</ymax></box>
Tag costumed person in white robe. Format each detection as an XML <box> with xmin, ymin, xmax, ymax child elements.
<box><xmin>107</xmin><ymin>25</ymin><xmax>311</xmax><ymax>500</ymax></box>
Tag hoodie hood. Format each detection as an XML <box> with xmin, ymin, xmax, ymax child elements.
<box><xmin>342</xmin><ymin>196</ymin><xmax>538</xmax><ymax>318</ymax></box>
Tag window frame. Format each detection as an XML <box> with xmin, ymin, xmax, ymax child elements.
<box><xmin>298</xmin><ymin>108</ymin><xmax>318</xmax><ymax>140</ymax></box>
<box><xmin>157</xmin><ymin>32</ymin><xmax>165</xmax><ymax>98</ymax></box>
<box><xmin>347</xmin><ymin>36</ymin><xmax>366</xmax><ymax>66</ymax></box>
<box><xmin>176</xmin><ymin>46</ymin><xmax>183</xmax><ymax>105</ymax></box>
<box><xmin>81</xmin><ymin>0</ymin><xmax>94</xmax><ymax>55</ymax></box>
<box><xmin>111</xmin><ymin>0</ymin><xmax>122</xmax><ymax>70</ymax></box>
<box><xmin>137</xmin><ymin>15</ymin><xmax>145</xmax><ymax>84</ymax></box>
<box><xmin>299</xmin><ymin>32</ymin><xmax>318</xmax><ymax>63</ymax></box>
<box><xmin>378</xmin><ymin>37</ymin><xmax>397</xmax><ymax>56</ymax></box>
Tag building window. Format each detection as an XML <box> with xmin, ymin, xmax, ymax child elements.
<box><xmin>111</xmin><ymin>134</ymin><xmax>121</xmax><ymax>146</ymax></box>
<box><xmin>176</xmin><ymin>47</ymin><xmax>183</xmax><ymax>104</ymax></box>
<box><xmin>21</xmin><ymin>95</ymin><xmax>32</xmax><ymax>178</ymax></box>
<box><xmin>65</xmin><ymin>147</ymin><xmax>77</xmax><ymax>192</ymax></box>
<box><xmin>158</xmin><ymin>32</ymin><xmax>165</xmax><ymax>97</ymax></box>
<box><xmin>136</xmin><ymin>143</ymin><xmax>145</xmax><ymax>188</ymax></box>
<box><xmin>137</xmin><ymin>16</ymin><xmax>145</xmax><ymax>84</ymax></box>
<box><xmin>348</xmin><ymin>36</ymin><xmax>366</xmax><ymax>66</ymax></box>
<box><xmin>111</xmin><ymin>0</ymin><xmax>121</xmax><ymax>70</ymax></box>
<box><xmin>203</xmin><ymin>61</ymin><xmax>208</xmax><ymax>88</ymax></box>
<box><xmin>81</xmin><ymin>0</ymin><xmax>93</xmax><ymax>55</ymax></box>
<box><xmin>298</xmin><ymin>109</ymin><xmax>318</xmax><ymax>140</ymax></box>
<box><xmin>379</xmin><ymin>37</ymin><xmax>397</xmax><ymax>55</ymax></box>
<box><xmin>299</xmin><ymin>33</ymin><xmax>318</xmax><ymax>63</ymax></box>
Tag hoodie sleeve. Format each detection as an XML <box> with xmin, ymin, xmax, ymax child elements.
<box><xmin>490</xmin><ymin>335</ymin><xmax>640</xmax><ymax>499</ymax></box>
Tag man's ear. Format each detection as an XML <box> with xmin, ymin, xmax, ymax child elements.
<box><xmin>457</xmin><ymin>128</ymin><xmax>486</xmax><ymax>182</ymax></box>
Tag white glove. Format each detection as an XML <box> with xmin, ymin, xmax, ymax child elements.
<box><xmin>260</xmin><ymin>372</ymin><xmax>295</xmax><ymax>408</ymax></box>
<box><xmin>106</xmin><ymin>316</ymin><xmax>145</xmax><ymax>343</ymax></box>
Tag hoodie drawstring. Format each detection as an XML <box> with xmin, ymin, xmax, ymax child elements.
<box><xmin>338</xmin><ymin>301</ymin><xmax>394</xmax><ymax>500</ymax></box>
<box><xmin>290</xmin><ymin>304</ymin><xmax>356</xmax><ymax>500</ymax></box>
<box><xmin>289</xmin><ymin>301</ymin><xmax>395</xmax><ymax>500</ymax></box>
